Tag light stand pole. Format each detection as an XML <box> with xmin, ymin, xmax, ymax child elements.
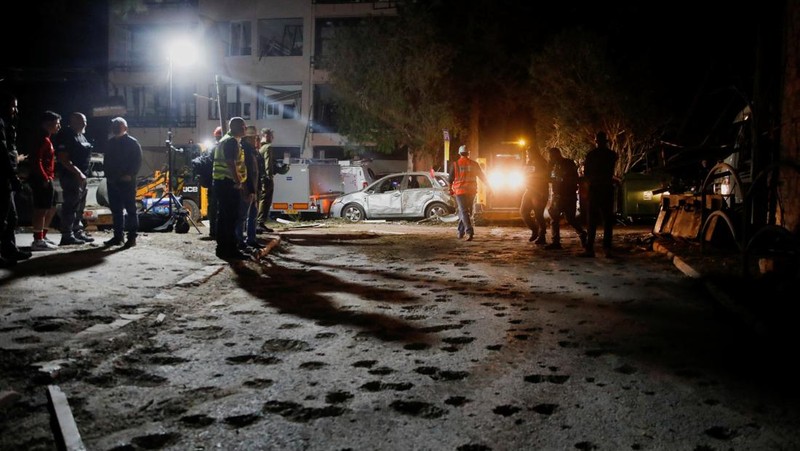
<box><xmin>143</xmin><ymin>47</ymin><xmax>201</xmax><ymax>233</ymax></box>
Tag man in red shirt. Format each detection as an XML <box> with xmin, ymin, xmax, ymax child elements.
<box><xmin>29</xmin><ymin>111</ymin><xmax>62</xmax><ymax>251</ymax></box>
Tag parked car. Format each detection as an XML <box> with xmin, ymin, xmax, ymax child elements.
<box><xmin>330</xmin><ymin>171</ymin><xmax>455</xmax><ymax>222</ymax></box>
<box><xmin>14</xmin><ymin>152</ymin><xmax>113</xmax><ymax>230</ymax></box>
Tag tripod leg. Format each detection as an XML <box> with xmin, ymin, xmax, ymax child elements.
<box><xmin>169</xmin><ymin>193</ymin><xmax>202</xmax><ymax>234</ymax></box>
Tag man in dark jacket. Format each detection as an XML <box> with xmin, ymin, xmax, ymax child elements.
<box><xmin>54</xmin><ymin>112</ymin><xmax>95</xmax><ymax>245</ymax></box>
<box><xmin>580</xmin><ymin>131</ymin><xmax>618</xmax><ymax>257</ymax></box>
<box><xmin>0</xmin><ymin>91</ymin><xmax>31</xmax><ymax>266</ymax></box>
<box><xmin>545</xmin><ymin>147</ymin><xmax>587</xmax><ymax>250</ymax></box>
<box><xmin>103</xmin><ymin>117</ymin><xmax>142</xmax><ymax>248</ymax></box>
<box><xmin>520</xmin><ymin>146</ymin><xmax>550</xmax><ymax>244</ymax></box>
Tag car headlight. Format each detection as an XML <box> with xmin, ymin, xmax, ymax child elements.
<box><xmin>488</xmin><ymin>169</ymin><xmax>525</xmax><ymax>190</ymax></box>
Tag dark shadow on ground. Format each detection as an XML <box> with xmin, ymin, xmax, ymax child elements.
<box><xmin>0</xmin><ymin>245</ymin><xmax>127</xmax><ymax>287</ymax></box>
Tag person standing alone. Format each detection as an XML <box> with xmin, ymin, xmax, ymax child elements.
<box><xmin>103</xmin><ymin>117</ymin><xmax>142</xmax><ymax>248</ymax></box>
<box><xmin>448</xmin><ymin>145</ymin><xmax>489</xmax><ymax>241</ymax></box>
<box><xmin>580</xmin><ymin>132</ymin><xmax>618</xmax><ymax>258</ymax></box>
<box><xmin>54</xmin><ymin>112</ymin><xmax>95</xmax><ymax>245</ymax></box>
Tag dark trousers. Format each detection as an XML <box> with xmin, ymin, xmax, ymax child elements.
<box><xmin>586</xmin><ymin>184</ymin><xmax>614</xmax><ymax>250</ymax></box>
<box><xmin>107</xmin><ymin>179</ymin><xmax>138</xmax><ymax>239</ymax></box>
<box><xmin>0</xmin><ymin>185</ymin><xmax>20</xmax><ymax>255</ymax></box>
<box><xmin>520</xmin><ymin>189</ymin><xmax>547</xmax><ymax>238</ymax></box>
<box><xmin>550</xmin><ymin>193</ymin><xmax>585</xmax><ymax>243</ymax></box>
<box><xmin>59</xmin><ymin>175</ymin><xmax>87</xmax><ymax>237</ymax></box>
<box><xmin>214</xmin><ymin>179</ymin><xmax>241</xmax><ymax>255</ymax></box>
<box><xmin>455</xmin><ymin>193</ymin><xmax>476</xmax><ymax>236</ymax></box>
<box><xmin>256</xmin><ymin>177</ymin><xmax>274</xmax><ymax>224</ymax></box>
<box><xmin>207</xmin><ymin>186</ymin><xmax>217</xmax><ymax>237</ymax></box>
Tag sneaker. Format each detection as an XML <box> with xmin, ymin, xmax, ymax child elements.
<box><xmin>544</xmin><ymin>242</ymin><xmax>562</xmax><ymax>250</ymax></box>
<box><xmin>457</xmin><ymin>232</ymin><xmax>465</xmax><ymax>239</ymax></box>
<box><xmin>104</xmin><ymin>236</ymin><xmax>124</xmax><ymax>246</ymax></box>
<box><xmin>59</xmin><ymin>235</ymin><xmax>85</xmax><ymax>246</ymax></box>
<box><xmin>534</xmin><ymin>237</ymin><xmax>547</xmax><ymax>245</ymax></box>
<box><xmin>74</xmin><ymin>231</ymin><xmax>95</xmax><ymax>243</ymax></box>
<box><xmin>216</xmin><ymin>249</ymin><xmax>250</xmax><ymax>261</ymax></box>
<box><xmin>465</xmin><ymin>233</ymin><xmax>474</xmax><ymax>242</ymax></box>
<box><xmin>43</xmin><ymin>237</ymin><xmax>57</xmax><ymax>246</ymax></box>
<box><xmin>31</xmin><ymin>239</ymin><xmax>58</xmax><ymax>251</ymax></box>
<box><xmin>123</xmin><ymin>237</ymin><xmax>137</xmax><ymax>248</ymax></box>
<box><xmin>528</xmin><ymin>231</ymin><xmax>538</xmax><ymax>242</ymax></box>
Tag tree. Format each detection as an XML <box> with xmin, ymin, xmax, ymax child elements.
<box><xmin>322</xmin><ymin>10</ymin><xmax>460</xmax><ymax>170</ymax></box>
<box><xmin>529</xmin><ymin>27</ymin><xmax>664</xmax><ymax>177</ymax></box>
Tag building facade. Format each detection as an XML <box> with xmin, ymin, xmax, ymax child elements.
<box><xmin>108</xmin><ymin>0</ymin><xmax>399</xmax><ymax>166</ymax></box>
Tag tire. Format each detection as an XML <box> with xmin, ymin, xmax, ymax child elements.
<box><xmin>342</xmin><ymin>203</ymin><xmax>365</xmax><ymax>222</ymax></box>
<box><xmin>425</xmin><ymin>202</ymin><xmax>450</xmax><ymax>219</ymax></box>
<box><xmin>181</xmin><ymin>198</ymin><xmax>201</xmax><ymax>223</ymax></box>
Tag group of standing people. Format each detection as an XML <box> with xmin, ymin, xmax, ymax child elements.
<box><xmin>210</xmin><ymin>116</ymin><xmax>278</xmax><ymax>260</ymax></box>
<box><xmin>0</xmin><ymin>88</ymin><xmax>143</xmax><ymax>266</ymax></box>
<box><xmin>449</xmin><ymin>131</ymin><xmax>618</xmax><ymax>258</ymax></box>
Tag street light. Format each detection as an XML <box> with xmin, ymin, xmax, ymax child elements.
<box><xmin>142</xmin><ymin>38</ymin><xmax>201</xmax><ymax>232</ymax></box>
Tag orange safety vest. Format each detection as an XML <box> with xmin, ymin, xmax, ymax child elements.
<box><xmin>451</xmin><ymin>156</ymin><xmax>479</xmax><ymax>195</ymax></box>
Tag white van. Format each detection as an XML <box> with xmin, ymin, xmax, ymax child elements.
<box><xmin>340</xmin><ymin>162</ymin><xmax>377</xmax><ymax>194</ymax></box>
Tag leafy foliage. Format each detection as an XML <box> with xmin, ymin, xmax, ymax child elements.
<box><xmin>322</xmin><ymin>11</ymin><xmax>460</xmax><ymax>161</ymax></box>
<box><xmin>529</xmin><ymin>28</ymin><xmax>665</xmax><ymax>176</ymax></box>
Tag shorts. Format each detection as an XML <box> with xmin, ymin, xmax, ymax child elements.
<box><xmin>31</xmin><ymin>179</ymin><xmax>56</xmax><ymax>209</ymax></box>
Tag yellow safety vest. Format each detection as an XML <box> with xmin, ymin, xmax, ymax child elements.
<box><xmin>212</xmin><ymin>133</ymin><xmax>246</xmax><ymax>182</ymax></box>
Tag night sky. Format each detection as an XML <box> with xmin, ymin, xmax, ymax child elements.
<box><xmin>2</xmin><ymin>1</ymin><xmax>769</xmax><ymax>148</ymax></box>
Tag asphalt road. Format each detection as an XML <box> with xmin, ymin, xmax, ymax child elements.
<box><xmin>1</xmin><ymin>221</ymin><xmax>799</xmax><ymax>450</ymax></box>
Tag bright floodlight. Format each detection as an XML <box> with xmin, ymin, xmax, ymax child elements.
<box><xmin>166</xmin><ymin>38</ymin><xmax>199</xmax><ymax>67</ymax></box>
<box><xmin>517</xmin><ymin>138</ymin><xmax>526</xmax><ymax>147</ymax></box>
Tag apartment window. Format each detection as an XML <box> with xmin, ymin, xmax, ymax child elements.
<box><xmin>222</xmin><ymin>21</ymin><xmax>252</xmax><ymax>56</ymax></box>
<box><xmin>314</xmin><ymin>17</ymin><xmax>363</xmax><ymax>69</ymax></box>
<box><xmin>226</xmin><ymin>85</ymin><xmax>242</xmax><ymax>118</ymax></box>
<box><xmin>257</xmin><ymin>84</ymin><xmax>302</xmax><ymax>120</ymax></box>
<box><xmin>312</xmin><ymin>84</ymin><xmax>338</xmax><ymax>132</ymax></box>
<box><xmin>208</xmin><ymin>85</ymin><xmax>220</xmax><ymax>120</ymax></box>
<box><xmin>258</xmin><ymin>18</ymin><xmax>303</xmax><ymax>58</ymax></box>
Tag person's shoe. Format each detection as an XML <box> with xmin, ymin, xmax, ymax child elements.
<box><xmin>43</xmin><ymin>237</ymin><xmax>57</xmax><ymax>246</ymax></box>
<box><xmin>74</xmin><ymin>230</ymin><xmax>95</xmax><ymax>243</ymax></box>
<box><xmin>2</xmin><ymin>248</ymin><xmax>31</xmax><ymax>261</ymax></box>
<box><xmin>246</xmin><ymin>241</ymin><xmax>265</xmax><ymax>249</ymax></box>
<box><xmin>60</xmin><ymin>235</ymin><xmax>85</xmax><ymax>246</ymax></box>
<box><xmin>578</xmin><ymin>250</ymin><xmax>595</xmax><ymax>258</ymax></box>
<box><xmin>578</xmin><ymin>232</ymin><xmax>588</xmax><ymax>249</ymax></box>
<box><xmin>123</xmin><ymin>236</ymin><xmax>137</xmax><ymax>248</ymax></box>
<box><xmin>104</xmin><ymin>236</ymin><xmax>124</xmax><ymax>246</ymax></box>
<box><xmin>534</xmin><ymin>237</ymin><xmax>547</xmax><ymax>245</ymax></box>
<box><xmin>0</xmin><ymin>256</ymin><xmax>15</xmax><ymax>268</ymax></box>
<box><xmin>528</xmin><ymin>231</ymin><xmax>538</xmax><ymax>242</ymax></box>
<box><xmin>216</xmin><ymin>249</ymin><xmax>250</xmax><ymax>261</ymax></box>
<box><xmin>458</xmin><ymin>232</ymin><xmax>465</xmax><ymax>239</ymax></box>
<box><xmin>31</xmin><ymin>239</ymin><xmax>58</xmax><ymax>251</ymax></box>
<box><xmin>465</xmin><ymin>233</ymin><xmax>474</xmax><ymax>242</ymax></box>
<box><xmin>544</xmin><ymin>242</ymin><xmax>562</xmax><ymax>250</ymax></box>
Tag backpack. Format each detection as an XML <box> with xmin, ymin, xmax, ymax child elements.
<box><xmin>191</xmin><ymin>151</ymin><xmax>214</xmax><ymax>188</ymax></box>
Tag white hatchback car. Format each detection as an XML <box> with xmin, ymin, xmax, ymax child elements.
<box><xmin>330</xmin><ymin>171</ymin><xmax>455</xmax><ymax>222</ymax></box>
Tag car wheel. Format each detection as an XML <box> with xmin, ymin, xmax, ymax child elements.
<box><xmin>425</xmin><ymin>202</ymin><xmax>450</xmax><ymax>219</ymax></box>
<box><xmin>342</xmin><ymin>203</ymin><xmax>365</xmax><ymax>222</ymax></box>
<box><xmin>181</xmin><ymin>199</ymin><xmax>201</xmax><ymax>223</ymax></box>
